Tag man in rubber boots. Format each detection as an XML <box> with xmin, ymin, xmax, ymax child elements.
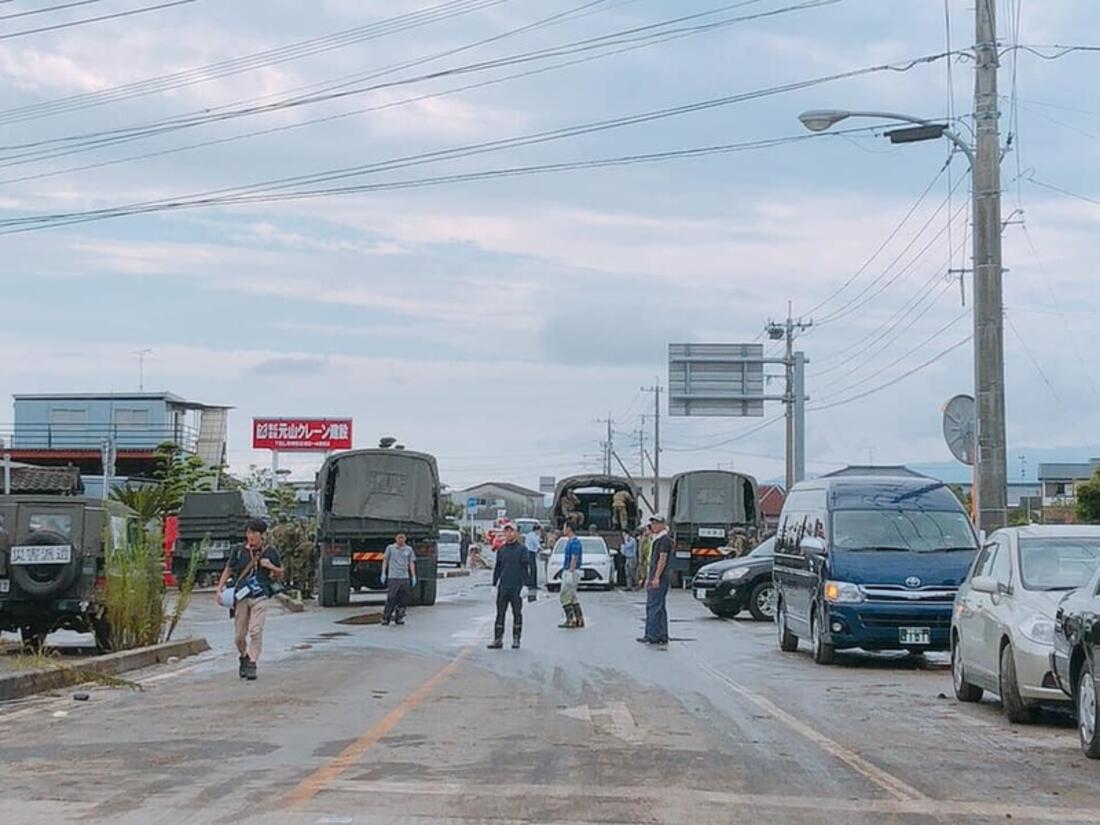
<box><xmin>488</xmin><ymin>522</ymin><xmax>533</xmax><ymax>650</ymax></box>
<box><xmin>558</xmin><ymin>522</ymin><xmax>585</xmax><ymax>629</ymax></box>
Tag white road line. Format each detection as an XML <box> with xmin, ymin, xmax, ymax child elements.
<box><xmin>318</xmin><ymin>780</ymin><xmax>1100</xmax><ymax>822</ymax></box>
<box><xmin>692</xmin><ymin>656</ymin><xmax>926</xmax><ymax>802</ymax></box>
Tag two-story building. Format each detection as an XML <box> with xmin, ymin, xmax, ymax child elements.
<box><xmin>1038</xmin><ymin>458</ymin><xmax>1100</xmax><ymax>506</ymax></box>
<box><xmin>2</xmin><ymin>392</ymin><xmax>230</xmax><ymax>483</ymax></box>
<box><xmin>451</xmin><ymin>481</ymin><xmax>548</xmax><ymax>526</ymax></box>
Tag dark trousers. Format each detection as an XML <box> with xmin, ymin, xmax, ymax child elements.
<box><xmin>528</xmin><ymin>553</ymin><xmax>538</xmax><ymax>589</ymax></box>
<box><xmin>383</xmin><ymin>578</ymin><xmax>410</xmax><ymax>622</ymax></box>
<box><xmin>644</xmin><ymin>578</ymin><xmax>669</xmax><ymax>642</ymax></box>
<box><xmin>495</xmin><ymin>588</ymin><xmax>523</xmax><ymax>638</ymax></box>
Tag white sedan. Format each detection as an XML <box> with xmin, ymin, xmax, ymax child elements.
<box><xmin>546</xmin><ymin>536</ymin><xmax>614</xmax><ymax>591</ymax></box>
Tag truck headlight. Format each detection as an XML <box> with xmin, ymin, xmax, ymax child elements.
<box><xmin>1019</xmin><ymin>613</ymin><xmax>1055</xmax><ymax>646</ymax></box>
<box><xmin>721</xmin><ymin>567</ymin><xmax>750</xmax><ymax>582</ymax></box>
<box><xmin>824</xmin><ymin>580</ymin><xmax>863</xmax><ymax>604</ymax></box>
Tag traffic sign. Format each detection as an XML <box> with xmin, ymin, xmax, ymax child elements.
<box><xmin>466</xmin><ymin>497</ymin><xmax>478</xmax><ymax>512</ymax></box>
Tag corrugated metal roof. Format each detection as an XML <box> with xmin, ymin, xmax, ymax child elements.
<box><xmin>1038</xmin><ymin>459</ymin><xmax>1100</xmax><ymax>479</ymax></box>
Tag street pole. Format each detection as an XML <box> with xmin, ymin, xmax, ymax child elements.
<box><xmin>973</xmin><ymin>0</ymin><xmax>1008</xmax><ymax>532</ymax></box>
<box><xmin>1</xmin><ymin>438</ymin><xmax>10</xmax><ymax>495</ymax></box>
<box><xmin>794</xmin><ymin>351</ymin><xmax>807</xmax><ymax>484</ymax></box>
<box><xmin>641</xmin><ymin>384</ymin><xmax>663</xmax><ymax>513</ymax></box>
<box><xmin>769</xmin><ymin>310</ymin><xmax>812</xmax><ymax>492</ymax></box>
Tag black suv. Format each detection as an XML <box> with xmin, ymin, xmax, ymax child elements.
<box><xmin>0</xmin><ymin>495</ymin><xmax>131</xmax><ymax>651</ymax></box>
<box><xmin>691</xmin><ymin>537</ymin><xmax>775</xmax><ymax>621</ymax></box>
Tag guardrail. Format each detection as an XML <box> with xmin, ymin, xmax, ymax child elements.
<box><xmin>0</xmin><ymin>423</ymin><xmax>199</xmax><ymax>452</ymax></box>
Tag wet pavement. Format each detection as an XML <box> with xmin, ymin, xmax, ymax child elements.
<box><xmin>1</xmin><ymin>571</ymin><xmax>1097</xmax><ymax>824</ymax></box>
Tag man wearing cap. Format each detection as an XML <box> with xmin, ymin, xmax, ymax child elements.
<box><xmin>488</xmin><ymin>522</ymin><xmax>533</xmax><ymax>650</ymax></box>
<box><xmin>558</xmin><ymin>522</ymin><xmax>585</xmax><ymax>629</ymax></box>
<box><xmin>638</xmin><ymin>515</ymin><xmax>672</xmax><ymax>647</ymax></box>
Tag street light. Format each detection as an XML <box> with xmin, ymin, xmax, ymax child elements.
<box><xmin>797</xmin><ymin>107</ymin><xmax>1006</xmax><ymax>532</ymax></box>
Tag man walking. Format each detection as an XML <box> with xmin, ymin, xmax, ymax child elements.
<box><xmin>638</xmin><ymin>515</ymin><xmax>671</xmax><ymax>648</ymax></box>
<box><xmin>489</xmin><ymin>523</ymin><xmax>532</xmax><ymax>649</ymax></box>
<box><xmin>621</xmin><ymin>530</ymin><xmax>638</xmax><ymax>591</ymax></box>
<box><xmin>381</xmin><ymin>532</ymin><xmax>417</xmax><ymax>626</ymax></box>
<box><xmin>558</xmin><ymin>523</ymin><xmax>585</xmax><ymax>629</ymax></box>
<box><xmin>216</xmin><ymin>518</ymin><xmax>284</xmax><ymax>681</ymax></box>
<box><xmin>524</xmin><ymin>523</ymin><xmax>542</xmax><ymax>599</ymax></box>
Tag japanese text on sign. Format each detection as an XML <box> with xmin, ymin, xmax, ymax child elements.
<box><xmin>252</xmin><ymin>418</ymin><xmax>353</xmax><ymax>451</ymax></box>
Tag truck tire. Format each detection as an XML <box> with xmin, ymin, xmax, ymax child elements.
<box><xmin>20</xmin><ymin>621</ymin><xmax>51</xmax><ymax>653</ymax></box>
<box><xmin>417</xmin><ymin>577</ymin><xmax>437</xmax><ymax>606</ymax></box>
<box><xmin>9</xmin><ymin>530</ymin><xmax>80</xmax><ymax>599</ymax></box>
<box><xmin>319</xmin><ymin>579</ymin><xmax>348</xmax><ymax>607</ymax></box>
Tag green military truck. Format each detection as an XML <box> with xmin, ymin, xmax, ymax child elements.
<box><xmin>667</xmin><ymin>470</ymin><xmax>759</xmax><ymax>588</ymax></box>
<box><xmin>0</xmin><ymin>495</ymin><xmax>135</xmax><ymax>652</ymax></box>
<box><xmin>315</xmin><ymin>449</ymin><xmax>439</xmax><ymax>608</ymax></box>
<box><xmin>173</xmin><ymin>490</ymin><xmax>269</xmax><ymax>586</ymax></box>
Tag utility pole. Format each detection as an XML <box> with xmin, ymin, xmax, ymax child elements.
<box><xmin>641</xmin><ymin>384</ymin><xmax>663</xmax><ymax>513</ymax></box>
<box><xmin>595</xmin><ymin>414</ymin><xmax>614</xmax><ymax>475</ymax></box>
<box><xmin>973</xmin><ymin>0</ymin><xmax>1008</xmax><ymax>532</ymax></box>
<box><xmin>134</xmin><ymin>348</ymin><xmax>152</xmax><ymax>392</ymax></box>
<box><xmin>767</xmin><ymin>307</ymin><xmax>812</xmax><ymax>493</ymax></box>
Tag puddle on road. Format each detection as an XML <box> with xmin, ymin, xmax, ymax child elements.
<box><xmin>336</xmin><ymin>613</ymin><xmax>383</xmax><ymax>626</ymax></box>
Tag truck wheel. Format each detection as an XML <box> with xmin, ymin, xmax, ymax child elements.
<box><xmin>1000</xmin><ymin>643</ymin><xmax>1038</xmax><ymax>724</ymax></box>
<box><xmin>710</xmin><ymin>606</ymin><xmax>740</xmax><ymax>619</ymax></box>
<box><xmin>776</xmin><ymin>600</ymin><xmax>798</xmax><ymax>652</ymax></box>
<box><xmin>20</xmin><ymin>622</ymin><xmax>50</xmax><ymax>653</ymax></box>
<box><xmin>417</xmin><ymin>577</ymin><xmax>437</xmax><ymax>606</ymax></box>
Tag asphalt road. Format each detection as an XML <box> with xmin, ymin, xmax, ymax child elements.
<box><xmin>2</xmin><ymin>572</ymin><xmax>1098</xmax><ymax>825</ymax></box>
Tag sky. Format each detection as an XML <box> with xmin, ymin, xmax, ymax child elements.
<box><xmin>0</xmin><ymin>0</ymin><xmax>1098</xmax><ymax>491</ymax></box>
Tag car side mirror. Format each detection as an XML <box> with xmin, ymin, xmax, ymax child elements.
<box><xmin>800</xmin><ymin>536</ymin><xmax>825</xmax><ymax>554</ymax></box>
<box><xmin>970</xmin><ymin>575</ymin><xmax>999</xmax><ymax>595</ymax></box>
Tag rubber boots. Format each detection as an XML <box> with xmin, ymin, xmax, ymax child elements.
<box><xmin>512</xmin><ymin>628</ymin><xmax>521</xmax><ymax>649</ymax></box>
<box><xmin>488</xmin><ymin>625</ymin><xmax>505</xmax><ymax>649</ymax></box>
<box><xmin>573</xmin><ymin>604</ymin><xmax>586</xmax><ymax>629</ymax></box>
<box><xmin>558</xmin><ymin>605</ymin><xmax>576</xmax><ymax>628</ymax></box>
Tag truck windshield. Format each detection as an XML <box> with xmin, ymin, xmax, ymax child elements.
<box><xmin>1019</xmin><ymin>538</ymin><xmax>1100</xmax><ymax>591</ymax></box>
<box><xmin>832</xmin><ymin>510</ymin><xmax>975</xmax><ymax>553</ymax></box>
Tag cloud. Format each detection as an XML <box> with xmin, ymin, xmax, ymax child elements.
<box><xmin>248</xmin><ymin>355</ymin><xmax>331</xmax><ymax>376</ymax></box>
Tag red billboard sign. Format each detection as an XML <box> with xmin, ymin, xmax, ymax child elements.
<box><xmin>252</xmin><ymin>418</ymin><xmax>353</xmax><ymax>451</ymax></box>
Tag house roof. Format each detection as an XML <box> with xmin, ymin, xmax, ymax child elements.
<box><xmin>821</xmin><ymin>465</ymin><xmax>930</xmax><ymax>479</ymax></box>
<box><xmin>13</xmin><ymin>392</ymin><xmax>232</xmax><ymax>410</ymax></box>
<box><xmin>5</xmin><ymin>464</ymin><xmax>83</xmax><ymax>495</ymax></box>
<box><xmin>461</xmin><ymin>481</ymin><xmax>544</xmax><ymax>498</ymax></box>
<box><xmin>1038</xmin><ymin>459</ymin><xmax>1100</xmax><ymax>480</ymax></box>
<box><xmin>757</xmin><ymin>484</ymin><xmax>786</xmax><ymax>517</ymax></box>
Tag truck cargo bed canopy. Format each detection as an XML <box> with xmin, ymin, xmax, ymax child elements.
<box><xmin>324</xmin><ymin>450</ymin><xmax>438</xmax><ymax>525</ymax></box>
<box><xmin>670</xmin><ymin>471</ymin><xmax>754</xmax><ymax>525</ymax></box>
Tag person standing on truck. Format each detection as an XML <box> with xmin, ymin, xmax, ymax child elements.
<box><xmin>380</xmin><ymin>532</ymin><xmax>417</xmax><ymax>627</ymax></box>
<box><xmin>488</xmin><ymin>523</ymin><xmax>532</xmax><ymax>649</ymax></box>
<box><xmin>216</xmin><ymin>518</ymin><xmax>284</xmax><ymax>681</ymax></box>
<box><xmin>612</xmin><ymin>488</ymin><xmax>633</xmax><ymax>531</ymax></box>
<box><xmin>558</xmin><ymin>523</ymin><xmax>585</xmax><ymax>629</ymax></box>
<box><xmin>561</xmin><ymin>489</ymin><xmax>583</xmax><ymax>528</ymax></box>
<box><xmin>638</xmin><ymin>515</ymin><xmax>671</xmax><ymax>647</ymax></box>
<box><xmin>524</xmin><ymin>523</ymin><xmax>542</xmax><ymax>598</ymax></box>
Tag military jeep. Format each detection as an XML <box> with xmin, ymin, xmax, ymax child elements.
<box><xmin>0</xmin><ymin>495</ymin><xmax>133</xmax><ymax>652</ymax></box>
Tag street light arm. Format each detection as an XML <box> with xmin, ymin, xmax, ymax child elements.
<box><xmin>799</xmin><ymin>108</ymin><xmax>974</xmax><ymax>167</ymax></box>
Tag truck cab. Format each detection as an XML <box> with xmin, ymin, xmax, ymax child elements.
<box><xmin>315</xmin><ymin>449</ymin><xmax>440</xmax><ymax>608</ymax></box>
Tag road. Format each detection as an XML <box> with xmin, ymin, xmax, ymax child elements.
<box><xmin>1</xmin><ymin>572</ymin><xmax>1098</xmax><ymax>825</ymax></box>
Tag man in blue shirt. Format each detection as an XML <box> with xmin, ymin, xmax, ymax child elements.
<box><xmin>621</xmin><ymin>531</ymin><xmax>638</xmax><ymax>591</ymax></box>
<box><xmin>559</xmin><ymin>523</ymin><xmax>585</xmax><ymax>628</ymax></box>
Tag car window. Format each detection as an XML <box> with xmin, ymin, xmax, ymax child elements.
<box><xmin>551</xmin><ymin>537</ymin><xmax>607</xmax><ymax>555</ymax></box>
<box><xmin>29</xmin><ymin>513</ymin><xmax>73</xmax><ymax>540</ymax></box>
<box><xmin>439</xmin><ymin>531</ymin><xmax>461</xmax><ymax>543</ymax></box>
<box><xmin>989</xmin><ymin>542</ymin><xmax>1012</xmax><ymax>585</ymax></box>
<box><xmin>748</xmin><ymin>538</ymin><xmax>774</xmax><ymax>558</ymax></box>
<box><xmin>831</xmin><ymin>509</ymin><xmax>975</xmax><ymax>552</ymax></box>
<box><xmin>971</xmin><ymin>544</ymin><xmax>996</xmax><ymax>579</ymax></box>
<box><xmin>1018</xmin><ymin>538</ymin><xmax>1100</xmax><ymax>591</ymax></box>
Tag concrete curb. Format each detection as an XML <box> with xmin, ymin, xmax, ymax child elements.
<box><xmin>437</xmin><ymin>569</ymin><xmax>471</xmax><ymax>579</ymax></box>
<box><xmin>0</xmin><ymin>637</ymin><xmax>210</xmax><ymax>702</ymax></box>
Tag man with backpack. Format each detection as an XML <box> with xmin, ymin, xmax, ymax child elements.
<box><xmin>215</xmin><ymin>518</ymin><xmax>284</xmax><ymax>681</ymax></box>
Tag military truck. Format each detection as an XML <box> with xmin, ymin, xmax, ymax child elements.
<box><xmin>315</xmin><ymin>449</ymin><xmax>440</xmax><ymax>608</ymax></box>
<box><xmin>552</xmin><ymin>474</ymin><xmax>640</xmax><ymax>551</ymax></box>
<box><xmin>667</xmin><ymin>470</ymin><xmax>759</xmax><ymax>588</ymax></box>
<box><xmin>0</xmin><ymin>495</ymin><xmax>135</xmax><ymax>652</ymax></box>
<box><xmin>173</xmin><ymin>490</ymin><xmax>269</xmax><ymax>586</ymax></box>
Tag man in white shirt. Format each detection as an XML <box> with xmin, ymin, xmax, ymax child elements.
<box><xmin>524</xmin><ymin>524</ymin><xmax>542</xmax><ymax>598</ymax></box>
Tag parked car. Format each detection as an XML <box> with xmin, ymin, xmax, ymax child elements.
<box><xmin>773</xmin><ymin>475</ymin><xmax>978</xmax><ymax>664</ymax></box>
<box><xmin>1053</xmin><ymin>559</ymin><xmax>1100</xmax><ymax>757</ymax></box>
<box><xmin>546</xmin><ymin>535</ymin><xmax>614</xmax><ymax>591</ymax></box>
<box><xmin>952</xmin><ymin>526</ymin><xmax>1100</xmax><ymax>722</ymax></box>
<box><xmin>437</xmin><ymin>528</ymin><xmax>465</xmax><ymax>567</ymax></box>
<box><xmin>691</xmin><ymin>536</ymin><xmax>775</xmax><ymax>621</ymax></box>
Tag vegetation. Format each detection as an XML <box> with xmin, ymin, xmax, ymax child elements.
<box><xmin>1076</xmin><ymin>468</ymin><xmax>1100</xmax><ymax>523</ymax></box>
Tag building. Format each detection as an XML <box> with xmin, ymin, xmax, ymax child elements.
<box><xmin>1038</xmin><ymin>458</ymin><xmax>1100</xmax><ymax>506</ymax></box>
<box><xmin>757</xmin><ymin>484</ymin><xmax>786</xmax><ymax>533</ymax></box>
<box><xmin>3</xmin><ymin>392</ymin><xmax>230</xmax><ymax>480</ymax></box>
<box><xmin>452</xmin><ymin>481</ymin><xmax>547</xmax><ymax>527</ymax></box>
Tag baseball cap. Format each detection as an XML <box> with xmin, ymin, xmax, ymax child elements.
<box><xmin>649</xmin><ymin>514</ymin><xmax>666</xmax><ymax>524</ymax></box>
<box><xmin>501</xmin><ymin>521</ymin><xmax>517</xmax><ymax>531</ymax></box>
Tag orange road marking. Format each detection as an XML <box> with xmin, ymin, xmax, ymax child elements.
<box><xmin>285</xmin><ymin>647</ymin><xmax>471</xmax><ymax>807</ymax></box>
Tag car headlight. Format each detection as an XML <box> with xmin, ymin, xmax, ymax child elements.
<box><xmin>721</xmin><ymin>567</ymin><xmax>750</xmax><ymax>582</ymax></box>
<box><xmin>1019</xmin><ymin>613</ymin><xmax>1055</xmax><ymax>646</ymax></box>
<box><xmin>824</xmin><ymin>580</ymin><xmax>863</xmax><ymax>604</ymax></box>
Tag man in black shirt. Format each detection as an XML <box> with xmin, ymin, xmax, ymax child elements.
<box><xmin>638</xmin><ymin>515</ymin><xmax>672</xmax><ymax>647</ymax></box>
<box><xmin>216</xmin><ymin>518</ymin><xmax>284</xmax><ymax>680</ymax></box>
<box><xmin>488</xmin><ymin>522</ymin><xmax>533</xmax><ymax>650</ymax></box>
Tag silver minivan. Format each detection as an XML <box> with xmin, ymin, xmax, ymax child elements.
<box><xmin>952</xmin><ymin>525</ymin><xmax>1100</xmax><ymax>722</ymax></box>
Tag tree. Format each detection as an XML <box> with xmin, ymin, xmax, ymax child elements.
<box><xmin>110</xmin><ymin>483</ymin><xmax>174</xmax><ymax>526</ymax></box>
<box><xmin>1076</xmin><ymin>469</ymin><xmax>1100</xmax><ymax>523</ymax></box>
<box><xmin>153</xmin><ymin>442</ymin><xmax>218</xmax><ymax>515</ymax></box>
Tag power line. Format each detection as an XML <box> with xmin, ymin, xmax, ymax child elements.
<box><xmin>0</xmin><ymin>0</ymin><xmax>194</xmax><ymax>41</ymax></box>
<box><xmin>0</xmin><ymin>0</ymin><xmax>104</xmax><ymax>22</ymax></box>
<box><xmin>662</xmin><ymin>414</ymin><xmax>785</xmax><ymax>453</ymax></box>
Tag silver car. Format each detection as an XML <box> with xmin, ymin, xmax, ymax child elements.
<box><xmin>952</xmin><ymin>525</ymin><xmax>1100</xmax><ymax>722</ymax></box>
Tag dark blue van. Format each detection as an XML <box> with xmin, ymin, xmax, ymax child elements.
<box><xmin>773</xmin><ymin>475</ymin><xmax>978</xmax><ymax>664</ymax></box>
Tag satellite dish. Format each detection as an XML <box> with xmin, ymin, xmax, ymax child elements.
<box><xmin>942</xmin><ymin>394</ymin><xmax>976</xmax><ymax>466</ymax></box>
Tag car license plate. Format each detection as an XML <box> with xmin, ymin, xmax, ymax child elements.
<box><xmin>899</xmin><ymin>627</ymin><xmax>931</xmax><ymax>645</ymax></box>
<box><xmin>11</xmin><ymin>545</ymin><xmax>72</xmax><ymax>565</ymax></box>
<box><xmin>698</xmin><ymin>527</ymin><xmax>726</xmax><ymax>539</ymax></box>
<box><xmin>206</xmin><ymin>549</ymin><xmax>226</xmax><ymax>560</ymax></box>
<box><xmin>694</xmin><ymin>588</ymin><xmax>706</xmax><ymax>600</ymax></box>
<box><xmin>0</xmin><ymin>579</ymin><xmax>9</xmax><ymax>594</ymax></box>
<box><xmin>675</xmin><ymin>551</ymin><xmax>690</xmax><ymax>559</ymax></box>
<box><xmin>332</xmin><ymin>557</ymin><xmax>351</xmax><ymax>567</ymax></box>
